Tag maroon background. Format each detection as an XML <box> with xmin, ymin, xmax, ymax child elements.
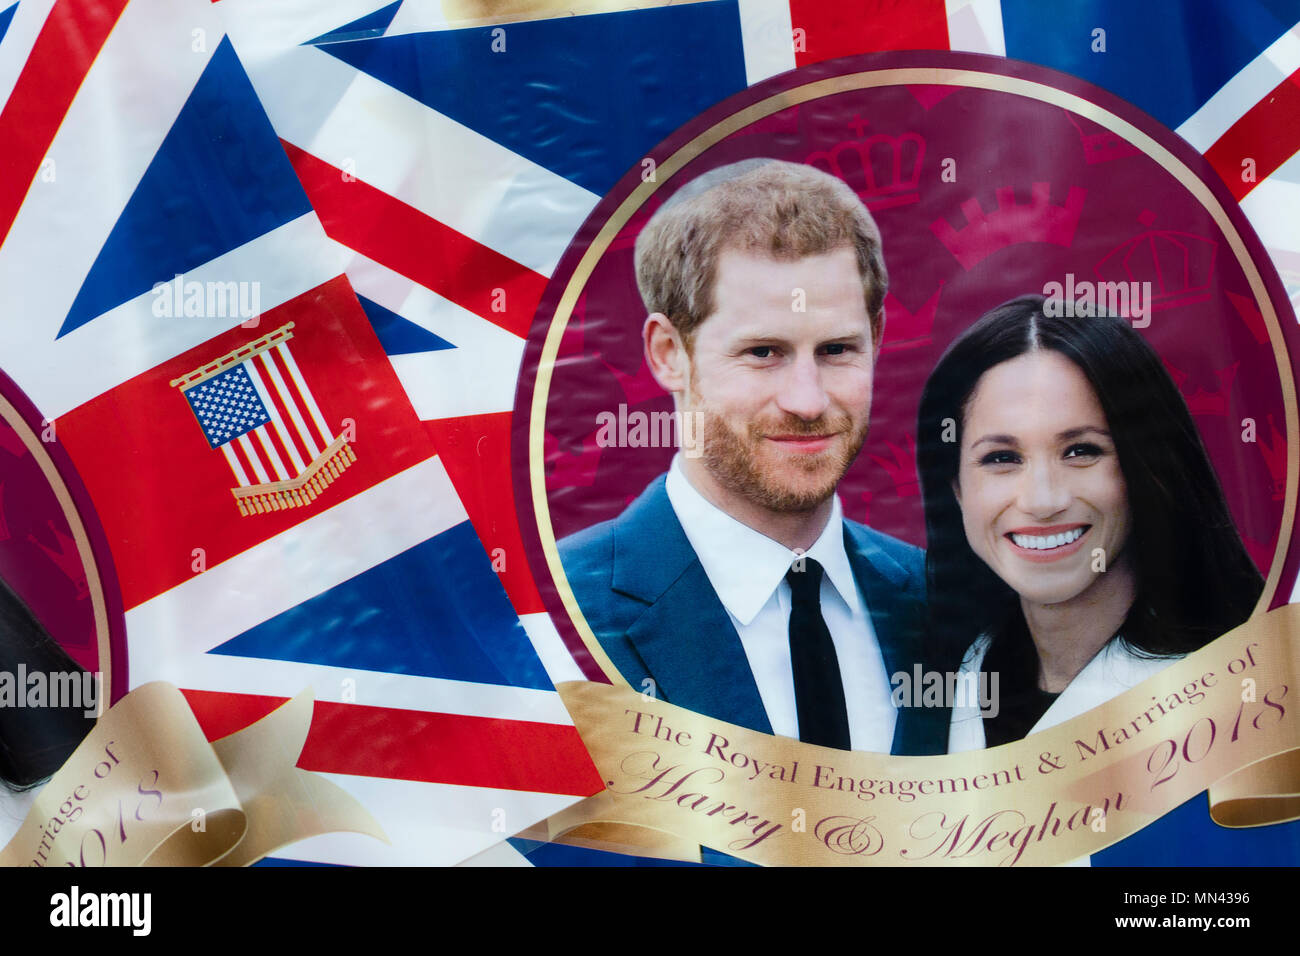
<box><xmin>515</xmin><ymin>52</ymin><xmax>1300</xmax><ymax>679</ymax></box>
<box><xmin>0</xmin><ymin>366</ymin><xmax>127</xmax><ymax>703</ymax></box>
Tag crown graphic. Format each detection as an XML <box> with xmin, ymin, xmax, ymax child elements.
<box><xmin>806</xmin><ymin>120</ymin><xmax>925</xmax><ymax>212</ymax></box>
<box><xmin>1258</xmin><ymin>415</ymin><xmax>1287</xmax><ymax>501</ymax></box>
<box><xmin>1161</xmin><ymin>359</ymin><xmax>1237</xmax><ymax>417</ymax></box>
<box><xmin>545</xmin><ymin>429</ymin><xmax>603</xmax><ymax>491</ymax></box>
<box><xmin>931</xmin><ymin>182</ymin><xmax>1085</xmax><ymax>270</ymax></box>
<box><xmin>857</xmin><ymin>488</ymin><xmax>874</xmax><ymax>527</ymax></box>
<box><xmin>871</xmin><ymin>434</ymin><xmax>919</xmax><ymax>498</ymax></box>
<box><xmin>1226</xmin><ymin>290</ymin><xmax>1271</xmax><ymax>346</ymax></box>
<box><xmin>880</xmin><ymin>283</ymin><xmax>942</xmax><ymax>352</ymax></box>
<box><xmin>1065</xmin><ymin>112</ymin><xmax>1141</xmax><ymax>165</ymax></box>
<box><xmin>603</xmin><ymin>356</ymin><xmax>667</xmax><ymax>407</ymax></box>
<box><xmin>0</xmin><ymin>424</ymin><xmax>27</xmax><ymax>459</ymax></box>
<box><xmin>28</xmin><ymin>521</ymin><xmax>89</xmax><ymax>600</ymax></box>
<box><xmin>1094</xmin><ymin>212</ymin><xmax>1217</xmax><ymax>312</ymax></box>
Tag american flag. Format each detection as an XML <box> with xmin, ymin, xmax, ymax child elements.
<box><xmin>172</xmin><ymin>322</ymin><xmax>356</xmax><ymax>516</ymax></box>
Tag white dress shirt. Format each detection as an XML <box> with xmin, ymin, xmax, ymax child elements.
<box><xmin>665</xmin><ymin>456</ymin><xmax>898</xmax><ymax>752</ymax></box>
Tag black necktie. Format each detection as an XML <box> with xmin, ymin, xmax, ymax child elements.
<box><xmin>786</xmin><ymin>558</ymin><xmax>851</xmax><ymax>749</ymax></box>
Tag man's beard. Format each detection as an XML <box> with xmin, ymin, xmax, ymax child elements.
<box><xmin>689</xmin><ymin>385</ymin><xmax>869</xmax><ymax>514</ymax></box>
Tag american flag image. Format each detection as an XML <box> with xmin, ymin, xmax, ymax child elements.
<box><xmin>171</xmin><ymin>322</ymin><xmax>355</xmax><ymax>516</ymax></box>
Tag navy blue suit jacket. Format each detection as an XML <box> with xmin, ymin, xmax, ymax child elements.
<box><xmin>558</xmin><ymin>474</ymin><xmax>948</xmax><ymax>756</ymax></box>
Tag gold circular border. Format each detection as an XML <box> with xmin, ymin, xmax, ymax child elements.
<box><xmin>529</xmin><ymin>66</ymin><xmax>1298</xmax><ymax>685</ymax></box>
<box><xmin>0</xmin><ymin>396</ymin><xmax>114</xmax><ymax>698</ymax></box>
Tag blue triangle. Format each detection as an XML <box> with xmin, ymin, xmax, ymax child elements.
<box><xmin>0</xmin><ymin>4</ymin><xmax>18</xmax><ymax>47</ymax></box>
<box><xmin>1003</xmin><ymin>0</ymin><xmax>1300</xmax><ymax>130</ymax></box>
<box><xmin>304</xmin><ymin>0</ymin><xmax>401</xmax><ymax>46</ymax></box>
<box><xmin>316</xmin><ymin>2</ymin><xmax>748</xmax><ymax>195</ymax></box>
<box><xmin>58</xmin><ymin>37</ymin><xmax>312</xmax><ymax>339</ymax></box>
<box><xmin>210</xmin><ymin>521</ymin><xmax>552</xmax><ymax>691</ymax></box>
<box><xmin>357</xmin><ymin>294</ymin><xmax>454</xmax><ymax>355</ymax></box>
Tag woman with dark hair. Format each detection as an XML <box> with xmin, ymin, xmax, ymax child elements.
<box><xmin>916</xmin><ymin>294</ymin><xmax>1263</xmax><ymax>750</ymax></box>
<box><xmin>0</xmin><ymin>578</ymin><xmax>98</xmax><ymax>843</ymax></box>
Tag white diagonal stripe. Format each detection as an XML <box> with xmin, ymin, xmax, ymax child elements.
<box><xmin>1177</xmin><ymin>22</ymin><xmax>1300</xmax><ymax>152</ymax></box>
<box><xmin>945</xmin><ymin>0</ymin><xmax>1007</xmax><ymax>57</ymax></box>
<box><xmin>126</xmin><ymin>455</ymin><xmax>466</xmax><ymax>651</ymax></box>
<box><xmin>738</xmin><ymin>0</ymin><xmax>795</xmax><ymax>87</ymax></box>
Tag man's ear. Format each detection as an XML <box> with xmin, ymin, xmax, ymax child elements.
<box><xmin>870</xmin><ymin>305</ymin><xmax>885</xmax><ymax>358</ymax></box>
<box><xmin>644</xmin><ymin>313</ymin><xmax>689</xmax><ymax>394</ymax></box>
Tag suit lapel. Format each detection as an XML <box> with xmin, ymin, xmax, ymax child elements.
<box><xmin>843</xmin><ymin>525</ymin><xmax>949</xmax><ymax>756</ymax></box>
<box><xmin>610</xmin><ymin>477</ymin><xmax>772</xmax><ymax>734</ymax></box>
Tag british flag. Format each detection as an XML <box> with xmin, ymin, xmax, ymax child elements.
<box><xmin>2</xmin><ymin>0</ymin><xmax>1299</xmax><ymax>867</ymax></box>
<box><xmin>0</xmin><ymin>0</ymin><xmax>601</xmax><ymax>868</ymax></box>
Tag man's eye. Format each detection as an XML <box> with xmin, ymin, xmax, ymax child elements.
<box><xmin>748</xmin><ymin>346</ymin><xmax>774</xmax><ymax>358</ymax></box>
<box><xmin>821</xmin><ymin>343</ymin><xmax>849</xmax><ymax>356</ymax></box>
<box><xmin>1064</xmin><ymin>443</ymin><xmax>1103</xmax><ymax>460</ymax></box>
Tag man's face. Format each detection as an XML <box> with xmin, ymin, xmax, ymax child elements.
<box><xmin>680</xmin><ymin>244</ymin><xmax>876</xmax><ymax>517</ymax></box>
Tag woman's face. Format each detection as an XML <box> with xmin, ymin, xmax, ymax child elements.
<box><xmin>954</xmin><ymin>350</ymin><xmax>1133</xmax><ymax>608</ymax></box>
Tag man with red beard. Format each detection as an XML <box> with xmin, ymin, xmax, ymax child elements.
<box><xmin>560</xmin><ymin>160</ymin><xmax>943</xmax><ymax>757</ymax></box>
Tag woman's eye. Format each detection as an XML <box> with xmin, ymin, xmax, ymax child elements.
<box><xmin>1064</xmin><ymin>442</ymin><xmax>1104</xmax><ymax>459</ymax></box>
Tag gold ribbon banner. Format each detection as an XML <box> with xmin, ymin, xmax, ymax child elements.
<box><xmin>1</xmin><ymin>682</ymin><xmax>387</xmax><ymax>867</ymax></box>
<box><xmin>549</xmin><ymin>605</ymin><xmax>1300</xmax><ymax>866</ymax></box>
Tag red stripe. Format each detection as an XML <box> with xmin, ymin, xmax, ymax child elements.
<box><xmin>227</xmin><ymin>435</ymin><xmax>257</xmax><ymax>486</ymax></box>
<box><xmin>1205</xmin><ymin>68</ymin><xmax>1300</xmax><ymax>201</ymax></box>
<box><xmin>282</xmin><ymin>141</ymin><xmax>544</xmax><ymax>339</ymax></box>
<box><xmin>0</xmin><ymin>0</ymin><xmax>129</xmax><ymax>246</ymax></box>
<box><xmin>424</xmin><ymin>412</ymin><xmax>545</xmax><ymax>615</ymax></box>
<box><xmin>265</xmin><ymin>345</ymin><xmax>330</xmax><ymax>452</ymax></box>
<box><xmin>255</xmin><ymin>354</ymin><xmax>314</xmax><ymax>466</ymax></box>
<box><xmin>250</xmin><ymin>426</ymin><xmax>289</xmax><ymax>481</ymax></box>
<box><xmin>789</xmin><ymin>0</ymin><xmax>949</xmax><ymax>68</ymax></box>
<box><xmin>181</xmin><ymin>690</ymin><xmax>604</xmax><ymax>796</ymax></box>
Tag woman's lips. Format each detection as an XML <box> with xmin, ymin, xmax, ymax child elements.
<box><xmin>1004</xmin><ymin>524</ymin><xmax>1091</xmax><ymax>563</ymax></box>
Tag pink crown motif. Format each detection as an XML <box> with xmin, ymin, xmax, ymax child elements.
<box><xmin>806</xmin><ymin>118</ymin><xmax>925</xmax><ymax>212</ymax></box>
<box><xmin>0</xmin><ymin>424</ymin><xmax>27</xmax><ymax>459</ymax></box>
<box><xmin>1065</xmin><ymin>111</ymin><xmax>1142</xmax><ymax>165</ymax></box>
<box><xmin>603</xmin><ymin>356</ymin><xmax>667</xmax><ymax>407</ymax></box>
<box><xmin>1226</xmin><ymin>290</ymin><xmax>1271</xmax><ymax>346</ymax></box>
<box><xmin>871</xmin><ymin>434</ymin><xmax>919</xmax><ymax>498</ymax></box>
<box><xmin>1258</xmin><ymin>415</ymin><xmax>1287</xmax><ymax>501</ymax></box>
<box><xmin>1161</xmin><ymin>359</ymin><xmax>1237</xmax><ymax>417</ymax></box>
<box><xmin>1094</xmin><ymin>211</ymin><xmax>1217</xmax><ymax>312</ymax></box>
<box><xmin>880</xmin><ymin>283</ymin><xmax>942</xmax><ymax>352</ymax></box>
<box><xmin>857</xmin><ymin>488</ymin><xmax>874</xmax><ymax>527</ymax></box>
<box><xmin>28</xmin><ymin>521</ymin><xmax>89</xmax><ymax>600</ymax></box>
<box><xmin>545</xmin><ymin>429</ymin><xmax>603</xmax><ymax>491</ymax></box>
<box><xmin>930</xmin><ymin>182</ymin><xmax>1086</xmax><ymax>271</ymax></box>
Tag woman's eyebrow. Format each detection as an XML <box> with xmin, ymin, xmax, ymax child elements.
<box><xmin>1055</xmin><ymin>425</ymin><xmax>1111</xmax><ymax>441</ymax></box>
<box><xmin>970</xmin><ymin>434</ymin><xmax>1019</xmax><ymax>448</ymax></box>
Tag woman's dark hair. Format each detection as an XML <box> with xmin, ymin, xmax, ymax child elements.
<box><xmin>916</xmin><ymin>294</ymin><xmax>1264</xmax><ymax>669</ymax></box>
<box><xmin>0</xmin><ymin>578</ymin><xmax>97</xmax><ymax>789</ymax></box>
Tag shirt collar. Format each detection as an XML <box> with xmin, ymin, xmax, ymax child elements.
<box><xmin>664</xmin><ymin>455</ymin><xmax>861</xmax><ymax>625</ymax></box>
